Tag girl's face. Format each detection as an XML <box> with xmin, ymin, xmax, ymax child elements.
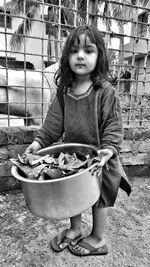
<box><xmin>68</xmin><ymin>33</ymin><xmax>98</xmax><ymax>80</ymax></box>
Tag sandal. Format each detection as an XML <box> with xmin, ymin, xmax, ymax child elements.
<box><xmin>68</xmin><ymin>239</ymin><xmax>108</xmax><ymax>256</ymax></box>
<box><xmin>51</xmin><ymin>229</ymin><xmax>82</xmax><ymax>252</ymax></box>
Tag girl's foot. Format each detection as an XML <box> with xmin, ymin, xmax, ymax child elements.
<box><xmin>51</xmin><ymin>228</ymin><xmax>82</xmax><ymax>252</ymax></box>
<box><xmin>68</xmin><ymin>235</ymin><xmax>108</xmax><ymax>256</ymax></box>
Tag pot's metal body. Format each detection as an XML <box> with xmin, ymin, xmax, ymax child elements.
<box><xmin>11</xmin><ymin>143</ymin><xmax>101</xmax><ymax>219</ymax></box>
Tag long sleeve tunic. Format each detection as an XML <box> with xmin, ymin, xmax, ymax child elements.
<box><xmin>35</xmin><ymin>81</ymin><xmax>131</xmax><ymax>208</ymax></box>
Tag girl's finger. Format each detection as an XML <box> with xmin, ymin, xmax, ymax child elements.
<box><xmin>98</xmin><ymin>157</ymin><xmax>106</xmax><ymax>167</ymax></box>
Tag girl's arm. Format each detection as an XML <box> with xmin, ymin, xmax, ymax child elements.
<box><xmin>34</xmin><ymin>96</ymin><xmax>64</xmax><ymax>148</ymax></box>
<box><xmin>99</xmin><ymin>85</ymin><xmax>123</xmax><ymax>156</ymax></box>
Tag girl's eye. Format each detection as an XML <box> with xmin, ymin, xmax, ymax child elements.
<box><xmin>85</xmin><ymin>49</ymin><xmax>93</xmax><ymax>54</ymax></box>
<box><xmin>70</xmin><ymin>48</ymin><xmax>78</xmax><ymax>53</ymax></box>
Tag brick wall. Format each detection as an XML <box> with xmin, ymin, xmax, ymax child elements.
<box><xmin>0</xmin><ymin>126</ymin><xmax>150</xmax><ymax>192</ymax></box>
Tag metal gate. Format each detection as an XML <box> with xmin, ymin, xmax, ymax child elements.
<box><xmin>0</xmin><ymin>0</ymin><xmax>150</xmax><ymax>126</ymax></box>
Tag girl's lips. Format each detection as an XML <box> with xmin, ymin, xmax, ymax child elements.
<box><xmin>75</xmin><ymin>63</ymin><xmax>86</xmax><ymax>66</ymax></box>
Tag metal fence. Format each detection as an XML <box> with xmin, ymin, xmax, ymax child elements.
<box><xmin>0</xmin><ymin>0</ymin><xmax>150</xmax><ymax>126</ymax></box>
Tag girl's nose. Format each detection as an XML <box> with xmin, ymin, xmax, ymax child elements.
<box><xmin>77</xmin><ymin>50</ymin><xmax>84</xmax><ymax>59</ymax></box>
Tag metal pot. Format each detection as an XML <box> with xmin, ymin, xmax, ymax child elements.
<box><xmin>11</xmin><ymin>143</ymin><xmax>101</xmax><ymax>219</ymax></box>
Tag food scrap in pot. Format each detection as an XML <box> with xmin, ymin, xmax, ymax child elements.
<box><xmin>10</xmin><ymin>151</ymin><xmax>93</xmax><ymax>181</ymax></box>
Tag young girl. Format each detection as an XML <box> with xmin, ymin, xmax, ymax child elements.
<box><xmin>26</xmin><ymin>25</ymin><xmax>131</xmax><ymax>256</ymax></box>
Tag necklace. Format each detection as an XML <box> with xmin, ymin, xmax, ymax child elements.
<box><xmin>68</xmin><ymin>84</ymin><xmax>93</xmax><ymax>100</ymax></box>
<box><xmin>71</xmin><ymin>82</ymin><xmax>93</xmax><ymax>95</ymax></box>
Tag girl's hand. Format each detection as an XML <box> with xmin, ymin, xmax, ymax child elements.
<box><xmin>97</xmin><ymin>148</ymin><xmax>113</xmax><ymax>167</ymax></box>
<box><xmin>25</xmin><ymin>141</ymin><xmax>42</xmax><ymax>155</ymax></box>
<box><xmin>92</xmin><ymin>148</ymin><xmax>113</xmax><ymax>177</ymax></box>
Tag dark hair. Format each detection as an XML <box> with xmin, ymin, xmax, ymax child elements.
<box><xmin>55</xmin><ymin>25</ymin><xmax>111</xmax><ymax>91</ymax></box>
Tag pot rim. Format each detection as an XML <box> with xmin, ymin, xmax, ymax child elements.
<box><xmin>37</xmin><ymin>142</ymin><xmax>98</xmax><ymax>155</ymax></box>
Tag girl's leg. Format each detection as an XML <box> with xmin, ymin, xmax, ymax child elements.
<box><xmin>57</xmin><ymin>214</ymin><xmax>82</xmax><ymax>249</ymax></box>
<box><xmin>70</xmin><ymin>207</ymin><xmax>107</xmax><ymax>254</ymax></box>
<box><xmin>69</xmin><ymin>213</ymin><xmax>82</xmax><ymax>237</ymax></box>
<box><xmin>84</xmin><ymin>206</ymin><xmax>107</xmax><ymax>247</ymax></box>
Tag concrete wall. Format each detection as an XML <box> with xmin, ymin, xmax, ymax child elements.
<box><xmin>0</xmin><ymin>126</ymin><xmax>150</xmax><ymax>193</ymax></box>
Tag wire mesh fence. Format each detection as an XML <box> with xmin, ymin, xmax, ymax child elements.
<box><xmin>0</xmin><ymin>0</ymin><xmax>150</xmax><ymax>126</ymax></box>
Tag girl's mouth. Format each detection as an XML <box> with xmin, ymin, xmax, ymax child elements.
<box><xmin>75</xmin><ymin>63</ymin><xmax>86</xmax><ymax>67</ymax></box>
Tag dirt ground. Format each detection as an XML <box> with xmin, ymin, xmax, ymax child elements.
<box><xmin>0</xmin><ymin>177</ymin><xmax>150</xmax><ymax>267</ymax></box>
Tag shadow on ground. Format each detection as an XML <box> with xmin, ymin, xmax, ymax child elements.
<box><xmin>0</xmin><ymin>177</ymin><xmax>150</xmax><ymax>267</ymax></box>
